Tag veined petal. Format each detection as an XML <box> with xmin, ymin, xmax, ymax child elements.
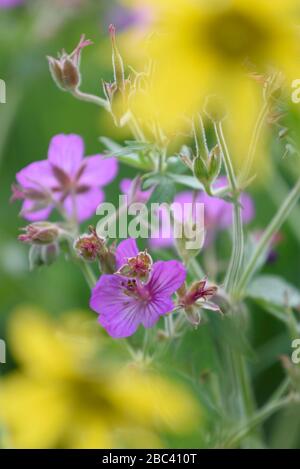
<box><xmin>142</xmin><ymin>296</ymin><xmax>174</xmax><ymax>328</ymax></box>
<box><xmin>63</xmin><ymin>187</ymin><xmax>104</xmax><ymax>223</ymax></box>
<box><xmin>48</xmin><ymin>134</ymin><xmax>84</xmax><ymax>176</ymax></box>
<box><xmin>115</xmin><ymin>238</ymin><xmax>139</xmax><ymax>269</ymax></box>
<box><xmin>90</xmin><ymin>274</ymin><xmax>141</xmax><ymax>338</ymax></box>
<box><xmin>148</xmin><ymin>260</ymin><xmax>186</xmax><ymax>296</ymax></box>
<box><xmin>80</xmin><ymin>155</ymin><xmax>118</xmax><ymax>187</ymax></box>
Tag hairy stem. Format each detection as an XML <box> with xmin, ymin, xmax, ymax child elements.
<box><xmin>78</xmin><ymin>260</ymin><xmax>97</xmax><ymax>290</ymax></box>
<box><xmin>214</xmin><ymin>121</ymin><xmax>244</xmax><ymax>294</ymax></box>
<box><xmin>71</xmin><ymin>89</ymin><xmax>110</xmax><ymax>111</ymax></box>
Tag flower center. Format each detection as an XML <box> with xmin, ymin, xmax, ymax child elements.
<box><xmin>51</xmin><ymin>163</ymin><xmax>90</xmax><ymax>201</ymax></box>
<box><xmin>121</xmin><ymin>279</ymin><xmax>151</xmax><ymax>302</ymax></box>
<box><xmin>203</xmin><ymin>9</ymin><xmax>270</xmax><ymax>64</ymax></box>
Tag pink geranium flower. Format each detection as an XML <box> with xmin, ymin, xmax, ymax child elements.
<box><xmin>150</xmin><ymin>176</ymin><xmax>254</xmax><ymax>249</ymax></box>
<box><xmin>90</xmin><ymin>238</ymin><xmax>186</xmax><ymax>338</ymax></box>
<box><xmin>12</xmin><ymin>134</ymin><xmax>118</xmax><ymax>222</ymax></box>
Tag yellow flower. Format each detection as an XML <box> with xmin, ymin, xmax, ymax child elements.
<box><xmin>122</xmin><ymin>0</ymin><xmax>300</xmax><ymax>171</ymax></box>
<box><xmin>0</xmin><ymin>307</ymin><xmax>201</xmax><ymax>448</ymax></box>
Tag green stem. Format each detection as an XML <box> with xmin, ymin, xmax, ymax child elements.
<box><xmin>78</xmin><ymin>260</ymin><xmax>97</xmax><ymax>290</ymax></box>
<box><xmin>188</xmin><ymin>257</ymin><xmax>205</xmax><ymax>279</ymax></box>
<box><xmin>241</xmin><ymin>73</ymin><xmax>277</xmax><ymax>182</ymax></box>
<box><xmin>71</xmin><ymin>89</ymin><xmax>110</xmax><ymax>111</ymax></box>
<box><xmin>213</xmin><ymin>121</ymin><xmax>256</xmax><ymax>442</ymax></box>
<box><xmin>236</xmin><ymin>177</ymin><xmax>300</xmax><ymax>296</ymax></box>
<box><xmin>223</xmin><ymin>396</ymin><xmax>291</xmax><ymax>448</ymax></box>
<box><xmin>241</xmin><ymin>101</ymin><xmax>269</xmax><ymax>182</ymax></box>
<box><xmin>266</xmin><ymin>170</ymin><xmax>300</xmax><ymax>245</ymax></box>
<box><xmin>214</xmin><ymin>121</ymin><xmax>244</xmax><ymax>294</ymax></box>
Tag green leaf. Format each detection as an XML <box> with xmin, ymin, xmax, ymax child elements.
<box><xmin>167</xmin><ymin>173</ymin><xmax>204</xmax><ymax>191</ymax></box>
<box><xmin>99</xmin><ymin>137</ymin><xmax>153</xmax><ymax>170</ymax></box>
<box><xmin>147</xmin><ymin>174</ymin><xmax>176</xmax><ymax>205</ymax></box>
<box><xmin>247</xmin><ymin>275</ymin><xmax>300</xmax><ymax>308</ymax></box>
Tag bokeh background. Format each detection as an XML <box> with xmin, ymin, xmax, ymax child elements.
<box><xmin>1</xmin><ymin>0</ymin><xmax>300</xmax><ymax>448</ymax></box>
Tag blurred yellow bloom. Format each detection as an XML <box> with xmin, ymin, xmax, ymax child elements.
<box><xmin>0</xmin><ymin>307</ymin><xmax>201</xmax><ymax>449</ymax></box>
<box><xmin>123</xmin><ymin>0</ymin><xmax>300</xmax><ymax>170</ymax></box>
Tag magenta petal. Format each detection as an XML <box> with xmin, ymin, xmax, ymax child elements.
<box><xmin>115</xmin><ymin>238</ymin><xmax>139</xmax><ymax>269</ymax></box>
<box><xmin>16</xmin><ymin>160</ymin><xmax>56</xmax><ymax>190</ymax></box>
<box><xmin>120</xmin><ymin>178</ymin><xmax>132</xmax><ymax>194</ymax></box>
<box><xmin>47</xmin><ymin>134</ymin><xmax>84</xmax><ymax>176</ymax></box>
<box><xmin>148</xmin><ymin>260</ymin><xmax>186</xmax><ymax>296</ymax></box>
<box><xmin>63</xmin><ymin>187</ymin><xmax>104</xmax><ymax>222</ymax></box>
<box><xmin>141</xmin><ymin>297</ymin><xmax>174</xmax><ymax>328</ymax></box>
<box><xmin>20</xmin><ymin>199</ymin><xmax>53</xmax><ymax>222</ymax></box>
<box><xmin>90</xmin><ymin>274</ymin><xmax>141</xmax><ymax>338</ymax></box>
<box><xmin>80</xmin><ymin>155</ymin><xmax>118</xmax><ymax>187</ymax></box>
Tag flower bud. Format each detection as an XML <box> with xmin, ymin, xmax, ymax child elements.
<box><xmin>18</xmin><ymin>222</ymin><xmax>59</xmax><ymax>245</ymax></box>
<box><xmin>207</xmin><ymin>145</ymin><xmax>222</xmax><ymax>183</ymax></box>
<box><xmin>29</xmin><ymin>243</ymin><xmax>60</xmax><ymax>270</ymax></box>
<box><xmin>193</xmin><ymin>156</ymin><xmax>209</xmax><ymax>187</ymax></box>
<box><xmin>47</xmin><ymin>35</ymin><xmax>92</xmax><ymax>92</ymax></box>
<box><xmin>74</xmin><ymin>227</ymin><xmax>106</xmax><ymax>262</ymax></box>
<box><xmin>41</xmin><ymin>243</ymin><xmax>60</xmax><ymax>266</ymax></box>
<box><xmin>109</xmin><ymin>24</ymin><xmax>125</xmax><ymax>93</ymax></box>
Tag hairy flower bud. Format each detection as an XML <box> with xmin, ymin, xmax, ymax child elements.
<box><xmin>74</xmin><ymin>227</ymin><xmax>106</xmax><ymax>262</ymax></box>
<box><xmin>47</xmin><ymin>35</ymin><xmax>92</xmax><ymax>92</ymax></box>
<box><xmin>193</xmin><ymin>156</ymin><xmax>209</xmax><ymax>184</ymax></box>
<box><xmin>109</xmin><ymin>24</ymin><xmax>125</xmax><ymax>93</ymax></box>
<box><xmin>208</xmin><ymin>145</ymin><xmax>222</xmax><ymax>183</ymax></box>
<box><xmin>106</xmin><ymin>25</ymin><xmax>132</xmax><ymax>125</ymax></box>
<box><xmin>18</xmin><ymin>222</ymin><xmax>59</xmax><ymax>245</ymax></box>
<box><xmin>29</xmin><ymin>243</ymin><xmax>60</xmax><ymax>270</ymax></box>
